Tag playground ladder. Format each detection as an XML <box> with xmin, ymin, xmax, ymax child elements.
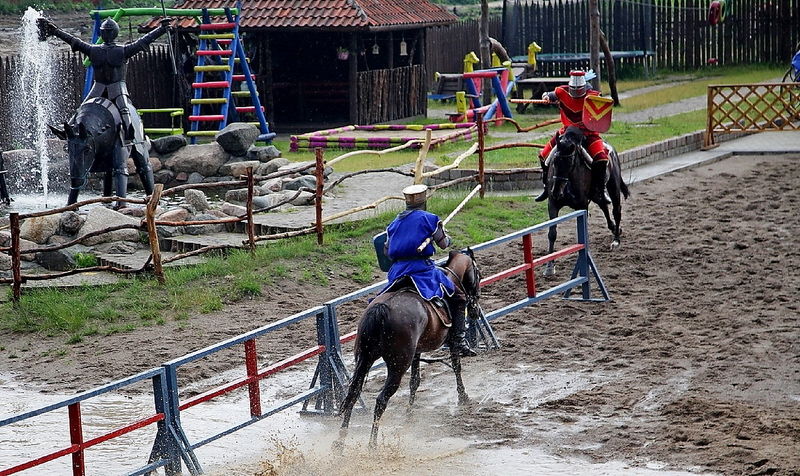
<box><xmin>188</xmin><ymin>7</ymin><xmax>275</xmax><ymax>144</ymax></box>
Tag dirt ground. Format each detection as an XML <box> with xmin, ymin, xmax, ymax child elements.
<box><xmin>1</xmin><ymin>153</ymin><xmax>799</xmax><ymax>475</ymax></box>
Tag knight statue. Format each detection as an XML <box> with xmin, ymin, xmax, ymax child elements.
<box><xmin>36</xmin><ymin>16</ymin><xmax>172</xmax><ymax>198</ymax></box>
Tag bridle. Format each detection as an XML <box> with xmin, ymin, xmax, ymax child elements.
<box><xmin>442</xmin><ymin>251</ymin><xmax>482</xmax><ymax>316</ymax></box>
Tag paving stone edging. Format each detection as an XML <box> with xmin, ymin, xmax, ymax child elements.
<box><xmin>426</xmin><ymin>130</ymin><xmax>747</xmax><ymax>192</ymax></box>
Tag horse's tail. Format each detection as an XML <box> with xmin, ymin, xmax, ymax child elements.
<box><xmin>619</xmin><ymin>176</ymin><xmax>630</xmax><ymax>200</ymax></box>
<box><xmin>337</xmin><ymin>303</ymin><xmax>388</xmax><ymax>418</ymax></box>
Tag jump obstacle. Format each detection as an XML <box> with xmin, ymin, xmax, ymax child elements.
<box><xmin>0</xmin><ymin>209</ymin><xmax>608</xmax><ymax>476</ymax></box>
<box><xmin>289</xmin><ymin>123</ymin><xmax>478</xmax><ymax>151</ymax></box>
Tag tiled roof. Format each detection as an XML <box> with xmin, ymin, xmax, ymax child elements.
<box><xmin>153</xmin><ymin>0</ymin><xmax>457</xmax><ymax>30</ymax></box>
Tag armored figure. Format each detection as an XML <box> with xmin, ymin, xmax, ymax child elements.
<box><xmin>536</xmin><ymin>70</ymin><xmax>611</xmax><ymax>205</ymax></box>
<box><xmin>380</xmin><ymin>184</ymin><xmax>476</xmax><ymax>357</ymax></box>
<box><xmin>37</xmin><ymin>16</ymin><xmax>171</xmax><ymax>195</ymax></box>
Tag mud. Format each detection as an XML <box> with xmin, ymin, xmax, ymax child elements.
<box><xmin>1</xmin><ymin>153</ymin><xmax>798</xmax><ymax>475</ymax></box>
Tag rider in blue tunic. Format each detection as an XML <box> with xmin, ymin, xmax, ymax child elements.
<box><xmin>381</xmin><ymin>184</ymin><xmax>476</xmax><ymax>357</ymax></box>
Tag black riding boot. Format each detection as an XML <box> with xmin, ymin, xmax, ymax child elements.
<box><xmin>449</xmin><ymin>298</ymin><xmax>477</xmax><ymax>357</ymax></box>
<box><xmin>591</xmin><ymin>160</ymin><xmax>611</xmax><ymax>205</ymax></box>
<box><xmin>534</xmin><ymin>158</ymin><xmax>549</xmax><ymax>202</ymax></box>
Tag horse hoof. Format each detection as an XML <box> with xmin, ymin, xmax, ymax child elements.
<box><xmin>610</xmin><ymin>240</ymin><xmax>620</xmax><ymax>251</ymax></box>
<box><xmin>543</xmin><ymin>266</ymin><xmax>556</xmax><ymax>277</ymax></box>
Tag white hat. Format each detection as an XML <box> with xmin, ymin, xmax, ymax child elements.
<box><xmin>402</xmin><ymin>184</ymin><xmax>428</xmax><ymax>206</ymax></box>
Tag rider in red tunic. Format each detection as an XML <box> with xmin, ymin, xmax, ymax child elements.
<box><xmin>535</xmin><ymin>71</ymin><xmax>610</xmax><ymax>204</ymax></box>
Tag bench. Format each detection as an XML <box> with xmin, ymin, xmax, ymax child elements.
<box><xmin>511</xmin><ymin>50</ymin><xmax>656</xmax><ymax>76</ymax></box>
<box><xmin>429</xmin><ymin>73</ymin><xmax>467</xmax><ymax>102</ymax></box>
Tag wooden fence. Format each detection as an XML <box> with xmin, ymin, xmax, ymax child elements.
<box><xmin>356</xmin><ymin>65</ymin><xmax>427</xmax><ymax>124</ymax></box>
<box><xmin>704</xmin><ymin>82</ymin><xmax>800</xmax><ymax>147</ymax></box>
<box><xmin>502</xmin><ymin>0</ymin><xmax>800</xmax><ymax>72</ymax></box>
<box><xmin>425</xmin><ymin>17</ymin><xmax>503</xmax><ymax>87</ymax></box>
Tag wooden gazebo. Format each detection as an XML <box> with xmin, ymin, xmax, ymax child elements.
<box><xmin>149</xmin><ymin>0</ymin><xmax>457</xmax><ymax>132</ymax></box>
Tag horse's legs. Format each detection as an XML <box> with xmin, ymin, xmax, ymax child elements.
<box><xmin>67</xmin><ymin>179</ymin><xmax>82</xmax><ymax>205</ymax></box>
<box><xmin>369</xmin><ymin>362</ymin><xmax>408</xmax><ymax>448</ymax></box>
<box><xmin>408</xmin><ymin>352</ymin><xmax>422</xmax><ymax>408</ymax></box>
<box><xmin>339</xmin><ymin>355</ymin><xmax>373</xmax><ymax>431</ymax></box>
<box><xmin>596</xmin><ymin>200</ymin><xmax>617</xmax><ymax>248</ymax></box>
<box><xmin>545</xmin><ymin>202</ymin><xmax>560</xmax><ymax>277</ymax></box>
<box><xmin>449</xmin><ymin>348</ymin><xmax>469</xmax><ymax>405</ymax></box>
<box><xmin>611</xmin><ymin>191</ymin><xmax>623</xmax><ymax>249</ymax></box>
<box><xmin>103</xmin><ymin>171</ymin><xmax>113</xmax><ymax>197</ymax></box>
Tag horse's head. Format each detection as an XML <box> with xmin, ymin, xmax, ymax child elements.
<box><xmin>550</xmin><ymin>125</ymin><xmax>584</xmax><ymax>201</ymax></box>
<box><xmin>49</xmin><ymin>102</ymin><xmax>116</xmax><ymax>191</ymax></box>
<box><xmin>446</xmin><ymin>248</ymin><xmax>483</xmax><ymax>320</ymax></box>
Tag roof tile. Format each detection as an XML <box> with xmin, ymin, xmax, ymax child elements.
<box><xmin>149</xmin><ymin>0</ymin><xmax>456</xmax><ymax>30</ymax></box>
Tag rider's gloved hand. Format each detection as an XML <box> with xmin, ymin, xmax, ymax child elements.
<box><xmin>36</xmin><ymin>18</ymin><xmax>56</xmax><ymax>41</ymax></box>
<box><xmin>160</xmin><ymin>17</ymin><xmax>173</xmax><ymax>28</ymax></box>
<box><xmin>541</xmin><ymin>92</ymin><xmax>551</xmax><ymax>103</ymax></box>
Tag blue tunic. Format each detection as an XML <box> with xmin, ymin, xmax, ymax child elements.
<box><xmin>380</xmin><ymin>209</ymin><xmax>454</xmax><ymax>300</ymax></box>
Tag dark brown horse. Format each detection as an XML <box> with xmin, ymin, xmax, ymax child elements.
<box><xmin>544</xmin><ymin>125</ymin><xmax>630</xmax><ymax>276</ymax></box>
<box><xmin>337</xmin><ymin>249</ymin><xmax>482</xmax><ymax>447</ymax></box>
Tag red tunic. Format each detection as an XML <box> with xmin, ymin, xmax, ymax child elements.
<box><xmin>540</xmin><ymin>86</ymin><xmax>608</xmax><ymax>162</ymax></box>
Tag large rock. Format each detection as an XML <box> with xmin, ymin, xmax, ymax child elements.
<box><xmin>185</xmin><ymin>213</ymin><xmax>225</xmax><ymax>235</ymax></box>
<box><xmin>252</xmin><ymin>194</ymin><xmax>288</xmax><ymax>210</ymax></box>
<box><xmin>221</xmin><ymin>202</ymin><xmax>246</xmax><ymax>217</ymax></box>
<box><xmin>158</xmin><ymin>208</ymin><xmax>190</xmax><ymax>222</ymax></box>
<box><xmin>76</xmin><ymin>207</ymin><xmax>141</xmax><ymax>245</ymax></box>
<box><xmin>59</xmin><ymin>211</ymin><xmax>84</xmax><ymax>236</ymax></box>
<box><xmin>19</xmin><ymin>214</ymin><xmax>61</xmax><ymax>244</ymax></box>
<box><xmin>224</xmin><ymin>187</ymin><xmax>267</xmax><ymax>203</ymax></box>
<box><xmin>0</xmin><ymin>253</ymin><xmax>11</xmax><ymax>271</ymax></box>
<box><xmin>184</xmin><ymin>189</ymin><xmax>210</xmax><ymax>212</ymax></box>
<box><xmin>163</xmin><ymin>143</ymin><xmax>229</xmax><ymax>176</ymax></box>
<box><xmin>153</xmin><ymin>169</ymin><xmax>175</xmax><ymax>184</ymax></box>
<box><xmin>218</xmin><ymin>160</ymin><xmax>261</xmax><ymax>178</ymax></box>
<box><xmin>272</xmin><ymin>190</ymin><xmax>315</xmax><ymax>206</ymax></box>
<box><xmin>152</xmin><ymin>135</ymin><xmax>188</xmax><ymax>155</ymax></box>
<box><xmin>283</xmin><ymin>176</ymin><xmax>317</xmax><ymax>191</ymax></box>
<box><xmin>215</xmin><ymin>123</ymin><xmax>260</xmax><ymax>156</ymax></box>
<box><xmin>248</xmin><ymin>145</ymin><xmax>282</xmax><ymax>162</ymax></box>
<box><xmin>35</xmin><ymin>249</ymin><xmax>75</xmax><ymax>271</ymax></box>
<box><xmin>258</xmin><ymin>157</ymin><xmax>290</xmax><ymax>176</ymax></box>
<box><xmin>187</xmin><ymin>172</ymin><xmax>205</xmax><ymax>184</ymax></box>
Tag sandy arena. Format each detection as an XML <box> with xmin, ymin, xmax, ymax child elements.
<box><xmin>1</xmin><ymin>153</ymin><xmax>798</xmax><ymax>475</ymax></box>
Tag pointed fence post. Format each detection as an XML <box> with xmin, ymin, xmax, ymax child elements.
<box><xmin>146</xmin><ymin>184</ymin><xmax>165</xmax><ymax>284</ymax></box>
<box><xmin>315</xmin><ymin>148</ymin><xmax>324</xmax><ymax>245</ymax></box>
<box><xmin>10</xmin><ymin>212</ymin><xmax>22</xmax><ymax>302</ymax></box>
<box><xmin>476</xmin><ymin>112</ymin><xmax>486</xmax><ymax>198</ymax></box>
<box><xmin>246</xmin><ymin>167</ymin><xmax>256</xmax><ymax>252</ymax></box>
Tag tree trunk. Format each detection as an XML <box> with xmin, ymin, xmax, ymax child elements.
<box><xmin>588</xmin><ymin>0</ymin><xmax>601</xmax><ymax>90</ymax></box>
<box><xmin>480</xmin><ymin>0</ymin><xmax>492</xmax><ymax>105</ymax></box>
<box><xmin>599</xmin><ymin>30</ymin><xmax>620</xmax><ymax>106</ymax></box>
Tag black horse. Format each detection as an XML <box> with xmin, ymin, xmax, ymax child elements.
<box><xmin>544</xmin><ymin>125</ymin><xmax>630</xmax><ymax>276</ymax></box>
<box><xmin>49</xmin><ymin>97</ymin><xmax>154</xmax><ymax>205</ymax></box>
<box><xmin>337</xmin><ymin>249</ymin><xmax>483</xmax><ymax>447</ymax></box>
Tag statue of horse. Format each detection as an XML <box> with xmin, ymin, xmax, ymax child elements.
<box><xmin>544</xmin><ymin>125</ymin><xmax>630</xmax><ymax>276</ymax></box>
<box><xmin>337</xmin><ymin>249</ymin><xmax>483</xmax><ymax>448</ymax></box>
<box><xmin>48</xmin><ymin>97</ymin><xmax>154</xmax><ymax>206</ymax></box>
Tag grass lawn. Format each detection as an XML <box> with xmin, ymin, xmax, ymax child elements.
<box><xmin>1</xmin><ymin>196</ymin><xmax>545</xmax><ymax>342</ymax></box>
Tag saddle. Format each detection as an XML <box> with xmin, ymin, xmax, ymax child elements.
<box><xmin>383</xmin><ymin>278</ymin><xmax>452</xmax><ymax>328</ymax></box>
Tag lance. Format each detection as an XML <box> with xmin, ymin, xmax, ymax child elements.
<box><xmin>416</xmin><ymin>184</ymin><xmax>482</xmax><ymax>253</ymax></box>
<box><xmin>159</xmin><ymin>0</ymin><xmax>178</xmax><ymax>76</ymax></box>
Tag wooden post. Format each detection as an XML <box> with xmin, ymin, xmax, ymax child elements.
<box><xmin>588</xmin><ymin>0</ymin><xmax>601</xmax><ymax>90</ymax></box>
<box><xmin>479</xmin><ymin>0</ymin><xmax>492</xmax><ymax>105</ymax></box>
<box><xmin>244</xmin><ymin>339</ymin><xmax>262</xmax><ymax>417</ymax></box>
<box><xmin>10</xmin><ymin>212</ymin><xmax>21</xmax><ymax>302</ymax></box>
<box><xmin>349</xmin><ymin>33</ymin><xmax>358</xmax><ymax>123</ymax></box>
<box><xmin>146</xmin><ymin>184</ymin><xmax>165</xmax><ymax>284</ymax></box>
<box><xmin>476</xmin><ymin>112</ymin><xmax>486</xmax><ymax>199</ymax></box>
<box><xmin>314</xmin><ymin>148</ymin><xmax>324</xmax><ymax>245</ymax></box>
<box><xmin>68</xmin><ymin>402</ymin><xmax>85</xmax><ymax>476</ymax></box>
<box><xmin>246</xmin><ymin>167</ymin><xmax>256</xmax><ymax>252</ymax></box>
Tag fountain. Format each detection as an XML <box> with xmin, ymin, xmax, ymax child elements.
<box><xmin>2</xmin><ymin>7</ymin><xmax>72</xmax><ymax>214</ymax></box>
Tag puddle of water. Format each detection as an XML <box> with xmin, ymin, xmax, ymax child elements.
<box><xmin>1</xmin><ymin>363</ymin><xmax>708</xmax><ymax>476</ymax></box>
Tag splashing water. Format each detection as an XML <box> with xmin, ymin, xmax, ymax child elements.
<box><xmin>11</xmin><ymin>7</ymin><xmax>58</xmax><ymax>205</ymax></box>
